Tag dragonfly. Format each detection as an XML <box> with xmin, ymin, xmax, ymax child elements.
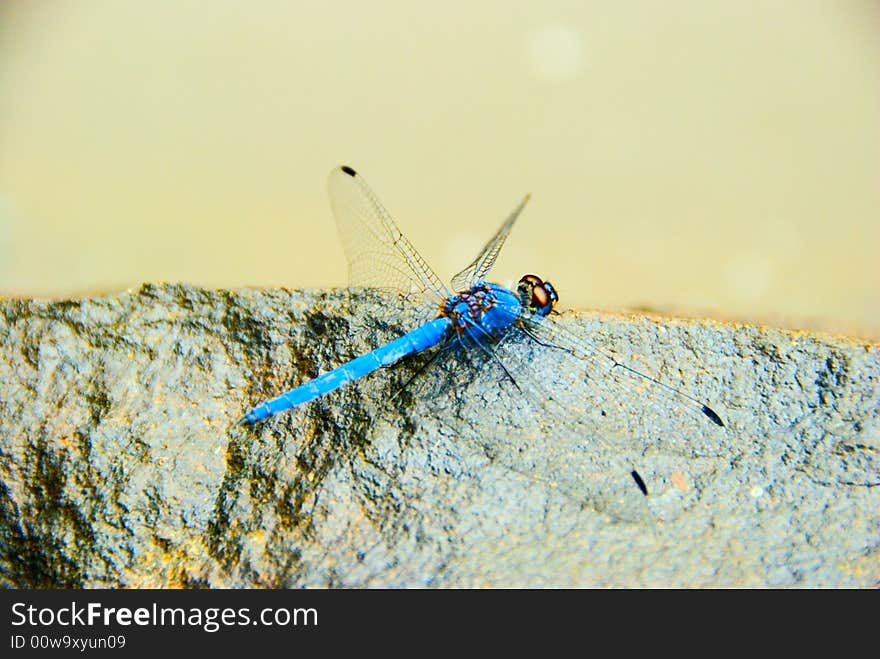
<box><xmin>239</xmin><ymin>165</ymin><xmax>724</xmax><ymax>494</ymax></box>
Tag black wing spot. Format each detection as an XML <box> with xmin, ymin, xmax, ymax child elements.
<box><xmin>630</xmin><ymin>470</ymin><xmax>648</xmax><ymax>496</ymax></box>
<box><xmin>340</xmin><ymin>165</ymin><xmax>357</xmax><ymax>177</ymax></box>
<box><xmin>702</xmin><ymin>405</ymin><xmax>725</xmax><ymax>427</ymax></box>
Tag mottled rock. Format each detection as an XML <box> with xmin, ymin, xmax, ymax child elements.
<box><xmin>0</xmin><ymin>284</ymin><xmax>877</xmax><ymax>587</ymax></box>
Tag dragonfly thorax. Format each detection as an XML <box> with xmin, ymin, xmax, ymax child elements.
<box><xmin>440</xmin><ymin>283</ymin><xmax>522</xmax><ymax>338</ymax></box>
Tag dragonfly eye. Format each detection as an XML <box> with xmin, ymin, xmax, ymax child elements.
<box><xmin>518</xmin><ymin>274</ymin><xmax>558</xmax><ymax>317</ymax></box>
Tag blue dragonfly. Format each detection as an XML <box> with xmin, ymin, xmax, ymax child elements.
<box><xmin>240</xmin><ymin>165</ymin><xmax>724</xmax><ymax>492</ymax></box>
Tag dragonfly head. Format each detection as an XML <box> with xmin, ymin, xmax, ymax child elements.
<box><xmin>518</xmin><ymin>274</ymin><xmax>558</xmax><ymax>317</ymax></box>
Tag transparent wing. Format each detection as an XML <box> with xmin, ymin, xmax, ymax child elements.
<box><xmin>328</xmin><ymin>165</ymin><xmax>448</xmax><ymax>303</ymax></box>
<box><xmin>449</xmin><ymin>194</ymin><xmax>530</xmax><ymax>292</ymax></box>
<box><xmin>515</xmin><ymin>308</ymin><xmax>726</xmax><ymax>432</ymax></box>
<box><xmin>450</xmin><ymin>309</ymin><xmax>733</xmax><ymax>519</ymax></box>
<box><xmin>377</xmin><ymin>315</ymin><xmax>661</xmax><ymax>521</ymax></box>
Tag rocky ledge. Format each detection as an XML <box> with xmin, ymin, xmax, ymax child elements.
<box><xmin>0</xmin><ymin>284</ymin><xmax>877</xmax><ymax>587</ymax></box>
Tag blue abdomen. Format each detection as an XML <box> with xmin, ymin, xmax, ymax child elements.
<box><xmin>244</xmin><ymin>317</ymin><xmax>450</xmax><ymax>423</ymax></box>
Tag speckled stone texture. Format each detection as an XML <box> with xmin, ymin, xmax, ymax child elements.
<box><xmin>1</xmin><ymin>284</ymin><xmax>877</xmax><ymax>587</ymax></box>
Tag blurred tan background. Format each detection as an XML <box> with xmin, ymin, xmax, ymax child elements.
<box><xmin>1</xmin><ymin>1</ymin><xmax>878</xmax><ymax>336</ymax></box>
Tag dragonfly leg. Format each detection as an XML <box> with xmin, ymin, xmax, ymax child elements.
<box><xmin>460</xmin><ymin>322</ymin><xmax>523</xmax><ymax>394</ymax></box>
<box><xmin>387</xmin><ymin>347</ymin><xmax>445</xmax><ymax>403</ymax></box>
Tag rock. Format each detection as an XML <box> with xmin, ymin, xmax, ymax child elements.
<box><xmin>0</xmin><ymin>283</ymin><xmax>877</xmax><ymax>587</ymax></box>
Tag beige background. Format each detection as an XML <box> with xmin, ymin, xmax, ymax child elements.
<box><xmin>1</xmin><ymin>1</ymin><xmax>878</xmax><ymax>336</ymax></box>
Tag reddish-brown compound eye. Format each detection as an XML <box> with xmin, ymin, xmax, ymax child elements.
<box><xmin>530</xmin><ymin>282</ymin><xmax>550</xmax><ymax>310</ymax></box>
<box><xmin>518</xmin><ymin>274</ymin><xmax>558</xmax><ymax>317</ymax></box>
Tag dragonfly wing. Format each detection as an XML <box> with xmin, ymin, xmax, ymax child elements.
<box><xmin>517</xmin><ymin>309</ymin><xmax>726</xmax><ymax>435</ymax></box>
<box><xmin>352</xmin><ymin>309</ymin><xmax>661</xmax><ymax>522</ymax></box>
<box><xmin>449</xmin><ymin>194</ymin><xmax>530</xmax><ymax>291</ymax></box>
<box><xmin>460</xmin><ymin>314</ymin><xmax>733</xmax><ymax>522</ymax></box>
<box><xmin>328</xmin><ymin>165</ymin><xmax>448</xmax><ymax>302</ymax></box>
<box><xmin>453</xmin><ymin>322</ymin><xmax>658</xmax><ymax>519</ymax></box>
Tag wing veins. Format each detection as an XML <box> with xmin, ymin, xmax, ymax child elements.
<box><xmin>450</xmin><ymin>194</ymin><xmax>530</xmax><ymax>291</ymax></box>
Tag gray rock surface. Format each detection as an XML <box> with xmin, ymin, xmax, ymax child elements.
<box><xmin>0</xmin><ymin>283</ymin><xmax>877</xmax><ymax>587</ymax></box>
